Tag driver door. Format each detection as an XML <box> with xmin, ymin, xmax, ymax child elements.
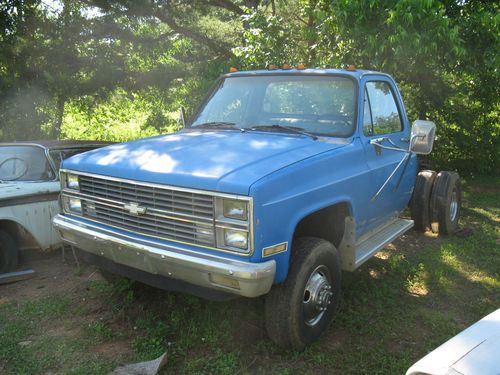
<box><xmin>360</xmin><ymin>78</ymin><xmax>416</xmax><ymax>231</ymax></box>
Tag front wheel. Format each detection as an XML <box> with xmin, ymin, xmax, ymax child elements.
<box><xmin>265</xmin><ymin>237</ymin><xmax>341</xmax><ymax>350</ymax></box>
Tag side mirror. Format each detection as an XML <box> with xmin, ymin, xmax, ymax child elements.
<box><xmin>410</xmin><ymin>120</ymin><xmax>436</xmax><ymax>155</ymax></box>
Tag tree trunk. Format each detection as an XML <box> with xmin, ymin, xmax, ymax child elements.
<box><xmin>53</xmin><ymin>96</ymin><xmax>65</xmax><ymax>140</ymax></box>
<box><xmin>307</xmin><ymin>0</ymin><xmax>318</xmax><ymax>65</ymax></box>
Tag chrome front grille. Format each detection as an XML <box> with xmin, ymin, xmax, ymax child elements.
<box><xmin>79</xmin><ymin>175</ymin><xmax>214</xmax><ymax>219</ymax></box>
<box><xmin>77</xmin><ymin>175</ymin><xmax>216</xmax><ymax>246</ymax></box>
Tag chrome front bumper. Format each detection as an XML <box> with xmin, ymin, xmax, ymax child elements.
<box><xmin>53</xmin><ymin>215</ymin><xmax>275</xmax><ymax>298</ymax></box>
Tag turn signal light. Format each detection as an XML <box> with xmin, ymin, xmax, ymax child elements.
<box><xmin>210</xmin><ymin>273</ymin><xmax>240</xmax><ymax>290</ymax></box>
<box><xmin>263</xmin><ymin>242</ymin><xmax>288</xmax><ymax>257</ymax></box>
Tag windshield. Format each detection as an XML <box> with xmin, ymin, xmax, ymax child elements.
<box><xmin>0</xmin><ymin>146</ymin><xmax>55</xmax><ymax>182</ymax></box>
<box><xmin>191</xmin><ymin>75</ymin><xmax>356</xmax><ymax>137</ymax></box>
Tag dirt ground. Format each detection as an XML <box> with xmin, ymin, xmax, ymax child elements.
<box><xmin>1</xmin><ymin>249</ymin><xmax>139</xmax><ymax>370</ymax></box>
<box><xmin>1</xmin><ymin>249</ymin><xmax>102</xmax><ymax>304</ymax></box>
<box><xmin>1</xmin><ymin>179</ymin><xmax>498</xmax><ymax>374</ymax></box>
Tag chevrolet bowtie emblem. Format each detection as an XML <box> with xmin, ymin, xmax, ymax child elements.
<box><xmin>124</xmin><ymin>202</ymin><xmax>147</xmax><ymax>216</ymax></box>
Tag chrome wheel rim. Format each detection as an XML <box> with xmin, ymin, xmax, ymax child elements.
<box><xmin>450</xmin><ymin>189</ymin><xmax>458</xmax><ymax>222</ymax></box>
<box><xmin>303</xmin><ymin>265</ymin><xmax>333</xmax><ymax>327</ymax></box>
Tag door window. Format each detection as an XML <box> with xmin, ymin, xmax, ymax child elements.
<box><xmin>363</xmin><ymin>81</ymin><xmax>402</xmax><ymax>135</ymax></box>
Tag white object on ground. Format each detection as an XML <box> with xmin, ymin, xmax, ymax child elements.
<box><xmin>109</xmin><ymin>352</ymin><xmax>168</xmax><ymax>375</ymax></box>
<box><xmin>406</xmin><ymin>308</ymin><xmax>500</xmax><ymax>375</ymax></box>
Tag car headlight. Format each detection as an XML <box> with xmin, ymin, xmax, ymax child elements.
<box><xmin>222</xmin><ymin>199</ymin><xmax>248</xmax><ymax>221</ymax></box>
<box><xmin>63</xmin><ymin>196</ymin><xmax>82</xmax><ymax>214</ymax></box>
<box><xmin>67</xmin><ymin>174</ymin><xmax>80</xmax><ymax>190</ymax></box>
<box><xmin>223</xmin><ymin>229</ymin><xmax>248</xmax><ymax>249</ymax></box>
<box><xmin>215</xmin><ymin>197</ymin><xmax>252</xmax><ymax>254</ymax></box>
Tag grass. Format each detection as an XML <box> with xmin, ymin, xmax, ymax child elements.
<box><xmin>0</xmin><ymin>177</ymin><xmax>498</xmax><ymax>374</ymax></box>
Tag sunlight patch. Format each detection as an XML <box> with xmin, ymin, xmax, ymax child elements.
<box><xmin>133</xmin><ymin>150</ymin><xmax>178</xmax><ymax>173</ymax></box>
<box><xmin>96</xmin><ymin>147</ymin><xmax>129</xmax><ymax>166</ymax></box>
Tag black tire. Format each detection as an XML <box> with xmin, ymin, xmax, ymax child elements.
<box><xmin>0</xmin><ymin>230</ymin><xmax>18</xmax><ymax>273</ymax></box>
<box><xmin>429</xmin><ymin>171</ymin><xmax>462</xmax><ymax>235</ymax></box>
<box><xmin>411</xmin><ymin>170</ymin><xmax>437</xmax><ymax>232</ymax></box>
<box><xmin>265</xmin><ymin>237</ymin><xmax>341</xmax><ymax>350</ymax></box>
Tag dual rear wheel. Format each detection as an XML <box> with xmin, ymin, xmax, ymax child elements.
<box><xmin>411</xmin><ymin>170</ymin><xmax>461</xmax><ymax>234</ymax></box>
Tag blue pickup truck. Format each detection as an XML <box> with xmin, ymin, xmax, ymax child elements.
<box><xmin>53</xmin><ymin>67</ymin><xmax>461</xmax><ymax>349</ymax></box>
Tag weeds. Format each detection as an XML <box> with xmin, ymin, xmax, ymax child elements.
<box><xmin>0</xmin><ymin>180</ymin><xmax>498</xmax><ymax>374</ymax></box>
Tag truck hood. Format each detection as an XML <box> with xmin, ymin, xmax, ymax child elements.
<box><xmin>62</xmin><ymin>130</ymin><xmax>349</xmax><ymax>195</ymax></box>
<box><xmin>0</xmin><ymin>181</ymin><xmax>59</xmax><ymax>201</ymax></box>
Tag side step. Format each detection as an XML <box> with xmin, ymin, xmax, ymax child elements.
<box><xmin>353</xmin><ymin>218</ymin><xmax>414</xmax><ymax>269</ymax></box>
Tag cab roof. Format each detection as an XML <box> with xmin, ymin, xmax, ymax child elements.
<box><xmin>224</xmin><ymin>68</ymin><xmax>390</xmax><ymax>80</ymax></box>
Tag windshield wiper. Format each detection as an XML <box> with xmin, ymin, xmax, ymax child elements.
<box><xmin>192</xmin><ymin>121</ymin><xmax>242</xmax><ymax>130</ymax></box>
<box><xmin>249</xmin><ymin>124</ymin><xmax>318</xmax><ymax>140</ymax></box>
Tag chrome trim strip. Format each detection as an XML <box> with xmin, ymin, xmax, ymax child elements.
<box><xmin>60</xmin><ymin>169</ymin><xmax>253</xmax><ymax>201</ymax></box>
<box><xmin>53</xmin><ymin>214</ymin><xmax>274</xmax><ymax>298</ymax></box>
<box><xmin>60</xmin><ymin>202</ymin><xmax>252</xmax><ymax>256</ymax></box>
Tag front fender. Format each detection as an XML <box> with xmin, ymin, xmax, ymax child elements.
<box><xmin>250</xmin><ymin>139</ymin><xmax>367</xmax><ymax>283</ymax></box>
<box><xmin>0</xmin><ymin>198</ymin><xmax>61</xmax><ymax>249</ymax></box>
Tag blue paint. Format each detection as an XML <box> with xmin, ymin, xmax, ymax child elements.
<box><xmin>62</xmin><ymin>69</ymin><xmax>417</xmax><ymax>285</ymax></box>
<box><xmin>63</xmin><ymin>131</ymin><xmax>339</xmax><ymax>195</ymax></box>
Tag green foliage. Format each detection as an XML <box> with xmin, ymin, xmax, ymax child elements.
<box><xmin>62</xmin><ymin>89</ymin><xmax>176</xmax><ymax>141</ymax></box>
<box><xmin>85</xmin><ymin>321</ymin><xmax>113</xmax><ymax>343</ymax></box>
<box><xmin>0</xmin><ymin>0</ymin><xmax>498</xmax><ymax>174</ymax></box>
<box><xmin>238</xmin><ymin>0</ymin><xmax>499</xmax><ymax>175</ymax></box>
<box><xmin>234</xmin><ymin>12</ymin><xmax>299</xmax><ymax>68</ymax></box>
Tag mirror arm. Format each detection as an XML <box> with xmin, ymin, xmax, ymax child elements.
<box><xmin>371</xmin><ymin>151</ymin><xmax>411</xmax><ymax>201</ymax></box>
<box><xmin>394</xmin><ymin>151</ymin><xmax>412</xmax><ymax>191</ymax></box>
<box><xmin>369</xmin><ymin>138</ymin><xmax>407</xmax><ymax>153</ymax></box>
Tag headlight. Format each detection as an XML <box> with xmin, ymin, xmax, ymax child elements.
<box><xmin>63</xmin><ymin>196</ymin><xmax>82</xmax><ymax>214</ymax></box>
<box><xmin>67</xmin><ymin>174</ymin><xmax>80</xmax><ymax>190</ymax></box>
<box><xmin>220</xmin><ymin>198</ymin><xmax>248</xmax><ymax>221</ymax></box>
<box><xmin>214</xmin><ymin>196</ymin><xmax>252</xmax><ymax>254</ymax></box>
<box><xmin>223</xmin><ymin>229</ymin><xmax>248</xmax><ymax>249</ymax></box>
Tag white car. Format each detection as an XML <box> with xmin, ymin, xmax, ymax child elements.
<box><xmin>407</xmin><ymin>308</ymin><xmax>500</xmax><ymax>375</ymax></box>
<box><xmin>0</xmin><ymin>140</ymin><xmax>110</xmax><ymax>273</ymax></box>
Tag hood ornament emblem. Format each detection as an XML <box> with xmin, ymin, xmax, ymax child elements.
<box><xmin>124</xmin><ymin>202</ymin><xmax>147</xmax><ymax>216</ymax></box>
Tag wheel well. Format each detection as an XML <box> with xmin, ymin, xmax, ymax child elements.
<box><xmin>293</xmin><ymin>203</ymin><xmax>350</xmax><ymax>249</ymax></box>
<box><xmin>0</xmin><ymin>219</ymin><xmax>37</xmax><ymax>248</ymax></box>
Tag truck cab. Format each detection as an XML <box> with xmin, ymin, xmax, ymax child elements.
<box><xmin>53</xmin><ymin>67</ymin><xmax>460</xmax><ymax>349</ymax></box>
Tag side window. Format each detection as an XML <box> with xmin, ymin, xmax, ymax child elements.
<box><xmin>363</xmin><ymin>81</ymin><xmax>402</xmax><ymax>135</ymax></box>
<box><xmin>362</xmin><ymin>88</ymin><xmax>373</xmax><ymax>135</ymax></box>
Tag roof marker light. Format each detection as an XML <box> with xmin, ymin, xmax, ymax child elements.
<box><xmin>229</xmin><ymin>67</ymin><xmax>238</xmax><ymax>72</ymax></box>
<box><xmin>345</xmin><ymin>64</ymin><xmax>357</xmax><ymax>71</ymax></box>
<box><xmin>296</xmin><ymin>63</ymin><xmax>306</xmax><ymax>70</ymax></box>
<box><xmin>282</xmin><ymin>63</ymin><xmax>291</xmax><ymax>70</ymax></box>
<box><xmin>267</xmin><ymin>64</ymin><xmax>278</xmax><ymax>70</ymax></box>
